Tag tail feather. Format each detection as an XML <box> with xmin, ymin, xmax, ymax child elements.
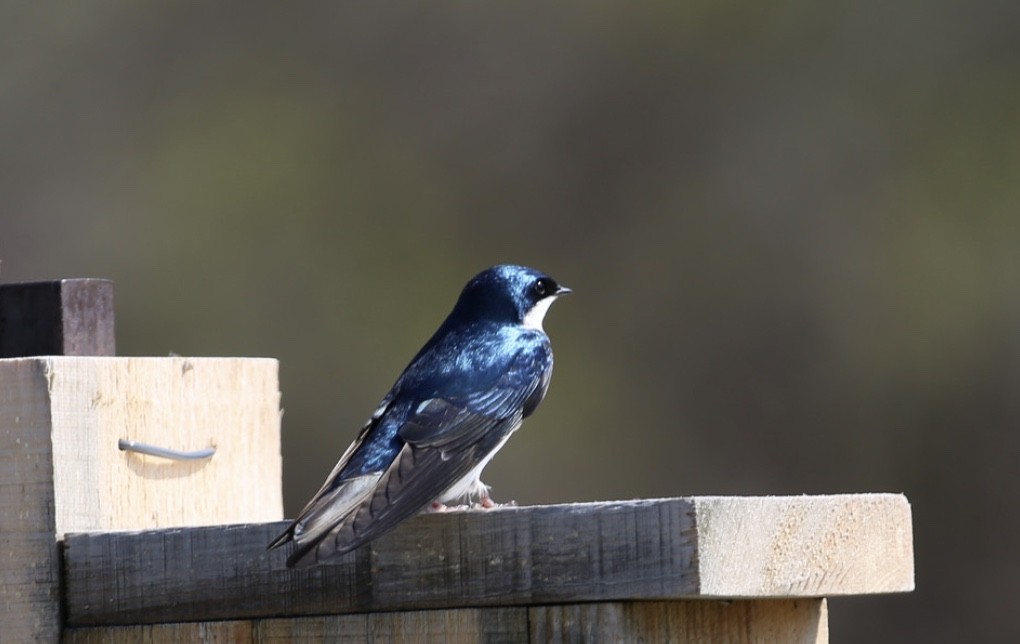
<box><xmin>267</xmin><ymin>473</ymin><xmax>382</xmax><ymax>567</ymax></box>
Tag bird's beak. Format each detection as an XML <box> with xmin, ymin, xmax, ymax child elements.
<box><xmin>555</xmin><ymin>285</ymin><xmax>573</xmax><ymax>296</ymax></box>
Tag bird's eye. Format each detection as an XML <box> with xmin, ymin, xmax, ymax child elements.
<box><xmin>533</xmin><ymin>278</ymin><xmax>555</xmax><ymax>297</ymax></box>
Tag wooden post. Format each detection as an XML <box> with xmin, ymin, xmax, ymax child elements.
<box><xmin>0</xmin><ymin>359</ymin><xmax>63</xmax><ymax>642</ymax></box>
<box><xmin>0</xmin><ymin>279</ymin><xmax>115</xmax><ymax>358</ymax></box>
<box><xmin>0</xmin><ymin>281</ymin><xmax>283</xmax><ymax>643</ymax></box>
<box><xmin>0</xmin><ymin>277</ymin><xmax>116</xmax><ymax>643</ymax></box>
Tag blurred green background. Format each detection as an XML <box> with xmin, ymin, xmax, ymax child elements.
<box><xmin>3</xmin><ymin>2</ymin><xmax>1018</xmax><ymax>640</ymax></box>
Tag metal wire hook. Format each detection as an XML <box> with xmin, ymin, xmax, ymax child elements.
<box><xmin>118</xmin><ymin>439</ymin><xmax>216</xmax><ymax>461</ymax></box>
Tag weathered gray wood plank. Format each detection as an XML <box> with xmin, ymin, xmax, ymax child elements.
<box><xmin>63</xmin><ymin>495</ymin><xmax>913</xmax><ymax>627</ymax></box>
<box><xmin>528</xmin><ymin>599</ymin><xmax>827</xmax><ymax>644</ymax></box>
<box><xmin>253</xmin><ymin>607</ymin><xmax>529</xmax><ymax>643</ymax></box>
<box><xmin>63</xmin><ymin>621</ymin><xmax>254</xmax><ymax>643</ymax></box>
<box><xmin>63</xmin><ymin>608</ymin><xmax>528</xmax><ymax>643</ymax></box>
<box><xmin>65</xmin><ymin>499</ymin><xmax>697</xmax><ymax>626</ymax></box>
<box><xmin>63</xmin><ymin>600</ymin><xmax>826</xmax><ymax>643</ymax></box>
<box><xmin>0</xmin><ymin>279</ymin><xmax>115</xmax><ymax>358</ymax></box>
<box><xmin>0</xmin><ymin>359</ymin><xmax>61</xmax><ymax>643</ymax></box>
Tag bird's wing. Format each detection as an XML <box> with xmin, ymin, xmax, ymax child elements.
<box><xmin>267</xmin><ymin>393</ymin><xmax>396</xmax><ymax>551</ymax></box>
<box><xmin>287</xmin><ymin>343</ymin><xmax>551</xmax><ymax>567</ymax></box>
<box><xmin>400</xmin><ymin>338</ymin><xmax>553</xmax><ymax>449</ymax></box>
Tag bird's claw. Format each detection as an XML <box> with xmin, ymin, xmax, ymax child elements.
<box><xmin>428</xmin><ymin>501</ymin><xmax>471</xmax><ymax>513</ymax></box>
<box><xmin>473</xmin><ymin>496</ymin><xmax>517</xmax><ymax>510</ymax></box>
<box><xmin>428</xmin><ymin>497</ymin><xmax>517</xmax><ymax>512</ymax></box>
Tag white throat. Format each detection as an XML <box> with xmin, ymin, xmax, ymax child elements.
<box><xmin>522</xmin><ymin>296</ymin><xmax>556</xmax><ymax>331</ymax></box>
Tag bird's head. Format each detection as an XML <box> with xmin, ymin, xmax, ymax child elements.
<box><xmin>454</xmin><ymin>265</ymin><xmax>571</xmax><ymax>330</ymax></box>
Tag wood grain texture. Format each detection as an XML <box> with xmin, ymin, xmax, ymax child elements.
<box><xmin>0</xmin><ymin>279</ymin><xmax>115</xmax><ymax>358</ymax></box>
<box><xmin>0</xmin><ymin>359</ymin><xmax>61</xmax><ymax>642</ymax></box>
<box><xmin>528</xmin><ymin>599</ymin><xmax>827</xmax><ymax>644</ymax></box>
<box><xmin>63</xmin><ymin>621</ymin><xmax>254</xmax><ymax>644</ymax></box>
<box><xmin>63</xmin><ymin>495</ymin><xmax>912</xmax><ymax>627</ymax></box>
<box><xmin>4</xmin><ymin>356</ymin><xmax>283</xmax><ymax>535</ymax></box>
<box><xmin>63</xmin><ymin>601</ymin><xmax>825</xmax><ymax>643</ymax></box>
<box><xmin>66</xmin><ymin>500</ymin><xmax>697</xmax><ymax>626</ymax></box>
<box><xmin>253</xmin><ymin>607</ymin><xmax>530</xmax><ymax>643</ymax></box>
<box><xmin>695</xmin><ymin>495</ymin><xmax>915</xmax><ymax>596</ymax></box>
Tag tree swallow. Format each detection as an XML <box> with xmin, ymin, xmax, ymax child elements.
<box><xmin>269</xmin><ymin>264</ymin><xmax>570</xmax><ymax>567</ymax></box>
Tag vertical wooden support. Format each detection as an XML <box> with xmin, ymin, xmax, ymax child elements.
<box><xmin>1</xmin><ymin>357</ymin><xmax>283</xmax><ymax>642</ymax></box>
<box><xmin>0</xmin><ymin>279</ymin><xmax>115</xmax><ymax>358</ymax></box>
<box><xmin>0</xmin><ymin>278</ymin><xmax>114</xmax><ymax>641</ymax></box>
<box><xmin>0</xmin><ymin>360</ymin><xmax>62</xmax><ymax>642</ymax></box>
<box><xmin>1</xmin><ymin>279</ymin><xmax>284</xmax><ymax>642</ymax></box>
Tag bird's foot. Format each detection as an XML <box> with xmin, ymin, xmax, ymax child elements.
<box><xmin>428</xmin><ymin>501</ymin><xmax>470</xmax><ymax>513</ymax></box>
<box><xmin>474</xmin><ymin>494</ymin><xmax>517</xmax><ymax>510</ymax></box>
